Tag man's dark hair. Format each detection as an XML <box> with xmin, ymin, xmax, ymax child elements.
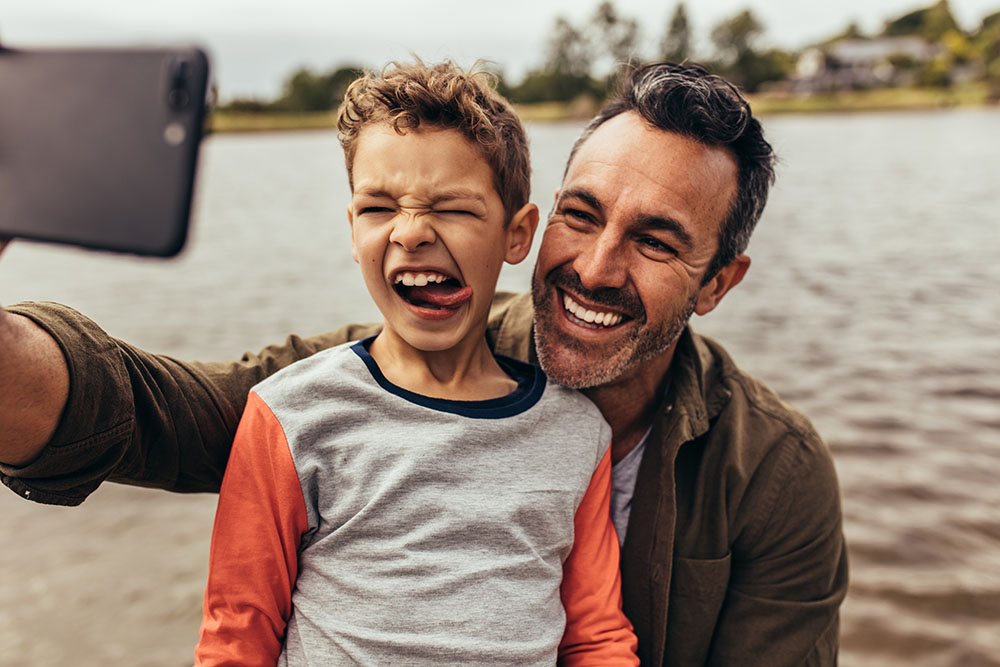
<box><xmin>566</xmin><ymin>61</ymin><xmax>776</xmax><ymax>283</ymax></box>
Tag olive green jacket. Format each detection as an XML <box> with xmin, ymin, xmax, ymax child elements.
<box><xmin>3</xmin><ymin>293</ymin><xmax>847</xmax><ymax>665</ymax></box>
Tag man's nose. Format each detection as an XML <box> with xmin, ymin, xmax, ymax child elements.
<box><xmin>572</xmin><ymin>230</ymin><xmax>628</xmax><ymax>290</ymax></box>
<box><xmin>389</xmin><ymin>212</ymin><xmax>436</xmax><ymax>252</ymax></box>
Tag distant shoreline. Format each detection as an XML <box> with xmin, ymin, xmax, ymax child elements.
<box><xmin>206</xmin><ymin>82</ymin><xmax>997</xmax><ymax>133</ymax></box>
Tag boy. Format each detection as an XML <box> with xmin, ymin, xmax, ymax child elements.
<box><xmin>194</xmin><ymin>61</ymin><xmax>637</xmax><ymax>666</ymax></box>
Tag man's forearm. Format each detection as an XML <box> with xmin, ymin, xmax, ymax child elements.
<box><xmin>1</xmin><ymin>300</ymin><xmax>384</xmax><ymax>505</ymax></box>
<box><xmin>0</xmin><ymin>309</ymin><xmax>69</xmax><ymax>466</ymax></box>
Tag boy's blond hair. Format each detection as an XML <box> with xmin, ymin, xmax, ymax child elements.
<box><xmin>337</xmin><ymin>60</ymin><xmax>531</xmax><ymax>222</ymax></box>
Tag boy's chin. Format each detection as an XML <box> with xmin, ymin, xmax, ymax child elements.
<box><xmin>380</xmin><ymin>322</ymin><xmax>479</xmax><ymax>355</ymax></box>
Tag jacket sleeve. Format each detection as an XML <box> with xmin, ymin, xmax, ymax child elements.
<box><xmin>0</xmin><ymin>301</ymin><xmax>378</xmax><ymax>505</ymax></box>
<box><xmin>558</xmin><ymin>446</ymin><xmax>639</xmax><ymax>666</ymax></box>
<box><xmin>195</xmin><ymin>391</ymin><xmax>309</xmax><ymax>666</ymax></box>
<box><xmin>707</xmin><ymin>432</ymin><xmax>848</xmax><ymax>667</ymax></box>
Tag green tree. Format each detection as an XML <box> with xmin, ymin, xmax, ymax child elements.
<box><xmin>506</xmin><ymin>14</ymin><xmax>599</xmax><ymax>103</ymax></box>
<box><xmin>711</xmin><ymin>9</ymin><xmax>765</xmax><ymax>65</ymax></box>
<box><xmin>707</xmin><ymin>9</ymin><xmax>793</xmax><ymax>92</ymax></box>
<box><xmin>590</xmin><ymin>1</ymin><xmax>642</xmax><ymax>67</ymax></box>
<box><xmin>973</xmin><ymin>10</ymin><xmax>1000</xmax><ymax>99</ymax></box>
<box><xmin>273</xmin><ymin>65</ymin><xmax>364</xmax><ymax>112</ymax></box>
<box><xmin>545</xmin><ymin>16</ymin><xmax>593</xmax><ymax>78</ymax></box>
<box><xmin>660</xmin><ymin>3</ymin><xmax>692</xmax><ymax>62</ymax></box>
<box><xmin>882</xmin><ymin>0</ymin><xmax>960</xmax><ymax>42</ymax></box>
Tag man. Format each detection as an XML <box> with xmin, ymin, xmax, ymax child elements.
<box><xmin>0</xmin><ymin>62</ymin><xmax>847</xmax><ymax>665</ymax></box>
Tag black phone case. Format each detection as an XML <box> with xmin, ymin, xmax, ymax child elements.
<box><xmin>0</xmin><ymin>47</ymin><xmax>209</xmax><ymax>256</ymax></box>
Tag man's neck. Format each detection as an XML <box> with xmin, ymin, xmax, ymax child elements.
<box><xmin>583</xmin><ymin>343</ymin><xmax>677</xmax><ymax>464</ymax></box>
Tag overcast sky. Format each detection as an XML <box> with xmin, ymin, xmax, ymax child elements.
<box><xmin>2</xmin><ymin>0</ymin><xmax>998</xmax><ymax>99</ymax></box>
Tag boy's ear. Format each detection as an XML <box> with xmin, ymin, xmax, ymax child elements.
<box><xmin>504</xmin><ymin>203</ymin><xmax>539</xmax><ymax>265</ymax></box>
<box><xmin>347</xmin><ymin>206</ymin><xmax>359</xmax><ymax>264</ymax></box>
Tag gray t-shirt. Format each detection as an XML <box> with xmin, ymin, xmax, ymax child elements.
<box><xmin>246</xmin><ymin>339</ymin><xmax>618</xmax><ymax>666</ymax></box>
<box><xmin>610</xmin><ymin>429</ymin><xmax>650</xmax><ymax>546</ymax></box>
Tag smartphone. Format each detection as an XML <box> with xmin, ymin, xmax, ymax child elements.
<box><xmin>0</xmin><ymin>46</ymin><xmax>209</xmax><ymax>257</ymax></box>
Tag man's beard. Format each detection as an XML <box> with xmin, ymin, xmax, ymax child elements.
<box><xmin>531</xmin><ymin>265</ymin><xmax>696</xmax><ymax>389</ymax></box>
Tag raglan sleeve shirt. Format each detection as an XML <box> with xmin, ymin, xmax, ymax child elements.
<box><xmin>195</xmin><ymin>391</ymin><xmax>308</xmax><ymax>667</ymax></box>
<box><xmin>559</xmin><ymin>446</ymin><xmax>639</xmax><ymax>665</ymax></box>
<box><xmin>195</xmin><ymin>390</ymin><xmax>637</xmax><ymax>666</ymax></box>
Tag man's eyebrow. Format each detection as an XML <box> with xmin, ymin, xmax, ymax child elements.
<box><xmin>637</xmin><ymin>215</ymin><xmax>695</xmax><ymax>250</ymax></box>
<box><xmin>560</xmin><ymin>187</ymin><xmax>695</xmax><ymax>250</ymax></box>
<box><xmin>558</xmin><ymin>188</ymin><xmax>604</xmax><ymax>214</ymax></box>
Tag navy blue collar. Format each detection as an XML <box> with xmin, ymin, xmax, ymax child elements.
<box><xmin>350</xmin><ymin>336</ymin><xmax>546</xmax><ymax>419</ymax></box>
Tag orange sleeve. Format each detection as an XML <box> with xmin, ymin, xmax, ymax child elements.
<box><xmin>194</xmin><ymin>391</ymin><xmax>309</xmax><ymax>667</ymax></box>
<box><xmin>558</xmin><ymin>446</ymin><xmax>639</xmax><ymax>666</ymax></box>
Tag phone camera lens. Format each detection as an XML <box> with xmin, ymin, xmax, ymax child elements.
<box><xmin>168</xmin><ymin>89</ymin><xmax>190</xmax><ymax>109</ymax></box>
<box><xmin>167</xmin><ymin>58</ymin><xmax>192</xmax><ymax>110</ymax></box>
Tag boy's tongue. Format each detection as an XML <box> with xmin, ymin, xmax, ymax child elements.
<box><xmin>406</xmin><ymin>283</ymin><xmax>473</xmax><ymax>308</ymax></box>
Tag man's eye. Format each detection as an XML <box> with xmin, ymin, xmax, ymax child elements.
<box><xmin>639</xmin><ymin>237</ymin><xmax>677</xmax><ymax>255</ymax></box>
<box><xmin>359</xmin><ymin>206</ymin><xmax>393</xmax><ymax>215</ymax></box>
<box><xmin>563</xmin><ymin>208</ymin><xmax>595</xmax><ymax>224</ymax></box>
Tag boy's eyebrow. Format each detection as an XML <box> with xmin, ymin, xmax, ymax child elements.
<box><xmin>352</xmin><ymin>187</ymin><xmax>393</xmax><ymax>199</ymax></box>
<box><xmin>559</xmin><ymin>187</ymin><xmax>694</xmax><ymax>250</ymax></box>
<box><xmin>352</xmin><ymin>187</ymin><xmax>487</xmax><ymax>205</ymax></box>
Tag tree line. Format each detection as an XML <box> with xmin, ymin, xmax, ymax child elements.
<box><xmin>219</xmin><ymin>0</ymin><xmax>1000</xmax><ymax>113</ymax></box>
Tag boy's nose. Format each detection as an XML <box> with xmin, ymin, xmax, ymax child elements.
<box><xmin>389</xmin><ymin>212</ymin><xmax>436</xmax><ymax>252</ymax></box>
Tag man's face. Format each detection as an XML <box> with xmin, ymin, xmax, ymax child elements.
<box><xmin>531</xmin><ymin>111</ymin><xmax>739</xmax><ymax>389</ymax></box>
<box><xmin>349</xmin><ymin>124</ymin><xmax>534</xmax><ymax>354</ymax></box>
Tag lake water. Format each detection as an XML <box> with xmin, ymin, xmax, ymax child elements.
<box><xmin>2</xmin><ymin>109</ymin><xmax>999</xmax><ymax>666</ymax></box>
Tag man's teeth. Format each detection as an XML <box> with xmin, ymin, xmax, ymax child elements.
<box><xmin>395</xmin><ymin>271</ymin><xmax>449</xmax><ymax>287</ymax></box>
<box><xmin>563</xmin><ymin>293</ymin><xmax>623</xmax><ymax>327</ymax></box>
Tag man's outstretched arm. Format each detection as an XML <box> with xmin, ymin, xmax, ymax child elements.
<box><xmin>0</xmin><ymin>307</ymin><xmax>69</xmax><ymax>466</ymax></box>
<box><xmin>0</xmin><ymin>239</ymin><xmax>68</xmax><ymax>466</ymax></box>
<box><xmin>0</xmin><ymin>295</ymin><xmax>378</xmax><ymax>505</ymax></box>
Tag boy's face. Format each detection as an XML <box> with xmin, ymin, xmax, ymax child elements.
<box><xmin>348</xmin><ymin>124</ymin><xmax>536</xmax><ymax>354</ymax></box>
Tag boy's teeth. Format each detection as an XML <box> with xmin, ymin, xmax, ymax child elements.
<box><xmin>395</xmin><ymin>271</ymin><xmax>450</xmax><ymax>286</ymax></box>
<box><xmin>562</xmin><ymin>293</ymin><xmax>623</xmax><ymax>327</ymax></box>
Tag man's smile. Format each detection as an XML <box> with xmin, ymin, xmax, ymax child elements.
<box><xmin>560</xmin><ymin>290</ymin><xmax>627</xmax><ymax>329</ymax></box>
<box><xmin>544</xmin><ymin>265</ymin><xmax>643</xmax><ymax>336</ymax></box>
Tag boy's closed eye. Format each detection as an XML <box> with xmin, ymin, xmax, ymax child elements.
<box><xmin>359</xmin><ymin>206</ymin><xmax>394</xmax><ymax>215</ymax></box>
<box><xmin>434</xmin><ymin>208</ymin><xmax>478</xmax><ymax>218</ymax></box>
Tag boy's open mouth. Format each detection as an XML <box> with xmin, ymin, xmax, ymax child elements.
<box><xmin>393</xmin><ymin>271</ymin><xmax>473</xmax><ymax>309</ymax></box>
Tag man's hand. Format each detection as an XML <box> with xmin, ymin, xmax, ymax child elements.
<box><xmin>0</xmin><ymin>239</ymin><xmax>71</xmax><ymax>466</ymax></box>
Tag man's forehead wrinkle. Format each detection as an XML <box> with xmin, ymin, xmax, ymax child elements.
<box><xmin>569</xmin><ymin>152</ymin><xmax>670</xmax><ymax>192</ymax></box>
<box><xmin>567</xmin><ymin>148</ymin><xmax>706</xmax><ymax>213</ymax></box>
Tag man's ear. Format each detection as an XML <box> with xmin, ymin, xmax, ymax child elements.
<box><xmin>695</xmin><ymin>254</ymin><xmax>750</xmax><ymax>316</ymax></box>
<box><xmin>347</xmin><ymin>206</ymin><xmax>359</xmax><ymax>264</ymax></box>
<box><xmin>504</xmin><ymin>203</ymin><xmax>540</xmax><ymax>265</ymax></box>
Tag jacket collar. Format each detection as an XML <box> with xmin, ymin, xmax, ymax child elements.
<box><xmin>619</xmin><ymin>326</ymin><xmax>730</xmax><ymax>664</ymax></box>
<box><xmin>662</xmin><ymin>326</ymin><xmax>734</xmax><ymax>445</ymax></box>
